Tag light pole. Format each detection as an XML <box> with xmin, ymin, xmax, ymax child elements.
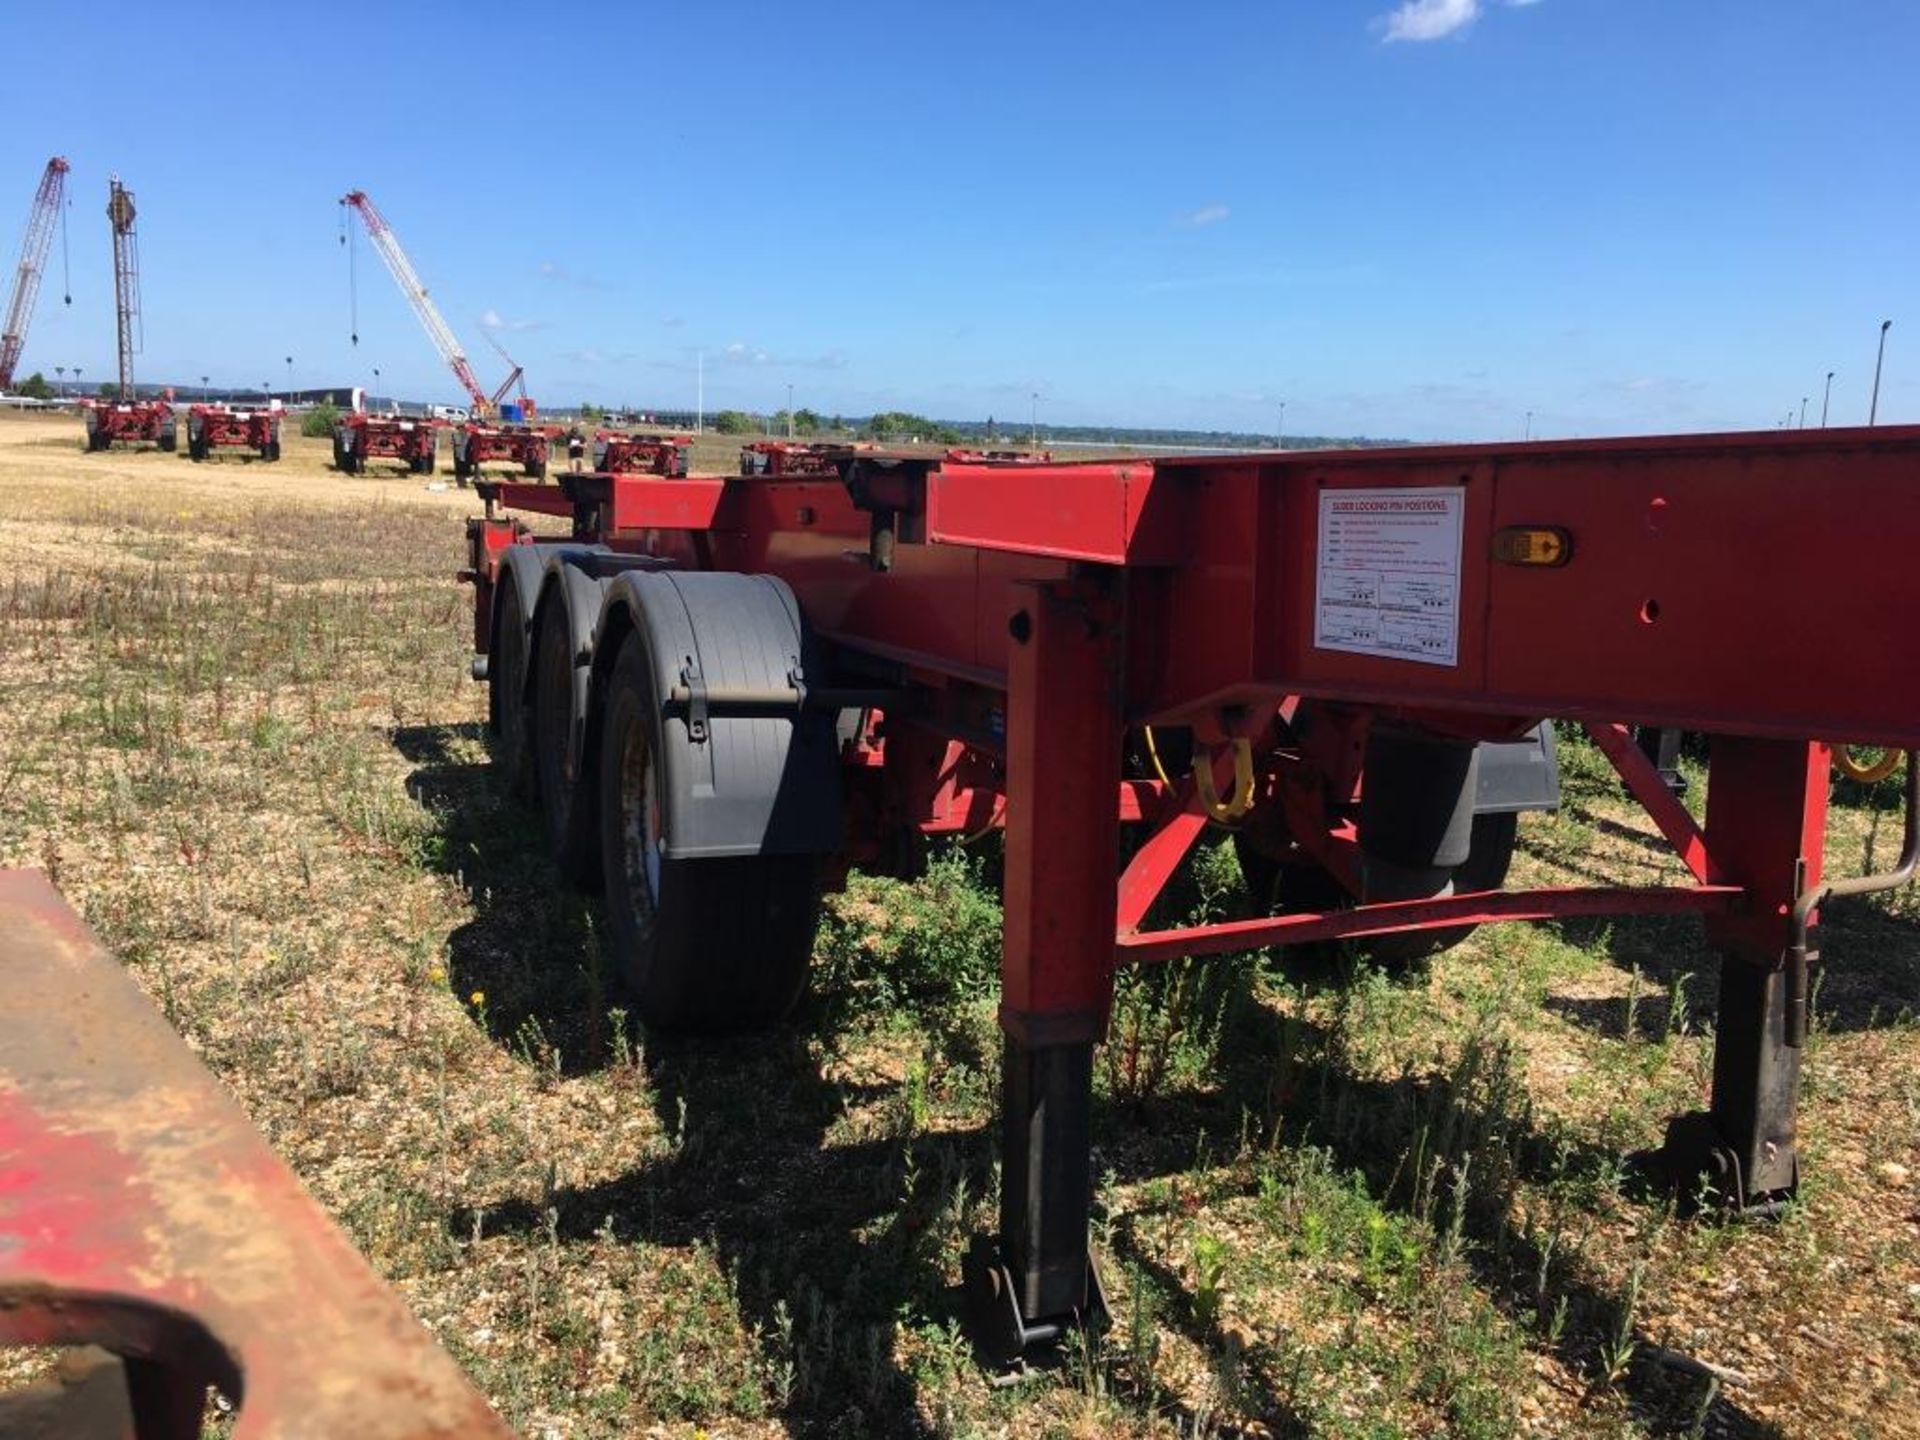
<box><xmin>696</xmin><ymin>349</ymin><xmax>704</xmax><ymax>434</ymax></box>
<box><xmin>1030</xmin><ymin>391</ymin><xmax>1039</xmax><ymax>448</ymax></box>
<box><xmin>73</xmin><ymin>366</ymin><xmax>82</xmax><ymax>395</ymax></box>
<box><xmin>1524</xmin><ymin>410</ymin><xmax>1533</xmax><ymax>442</ymax></box>
<box><xmin>284</xmin><ymin>356</ymin><xmax>294</xmax><ymax>402</ymax></box>
<box><xmin>1798</xmin><ymin>396</ymin><xmax>1808</xmax><ymax>429</ymax></box>
<box><xmin>786</xmin><ymin>382</ymin><xmax>794</xmax><ymax>439</ymax></box>
<box><xmin>1821</xmin><ymin>371</ymin><xmax>1834</xmax><ymax>427</ymax></box>
<box><xmin>1870</xmin><ymin>320</ymin><xmax>1892</xmax><ymax>425</ymax></box>
<box><xmin>55</xmin><ymin>365</ymin><xmax>65</xmax><ymax>397</ymax></box>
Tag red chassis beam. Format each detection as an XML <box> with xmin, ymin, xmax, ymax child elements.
<box><xmin>0</xmin><ymin>869</ymin><xmax>511</xmax><ymax>1439</ymax></box>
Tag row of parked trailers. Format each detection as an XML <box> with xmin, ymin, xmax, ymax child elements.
<box><xmin>332</xmin><ymin>418</ymin><xmax>688</xmax><ymax>481</ymax></box>
<box><xmin>79</xmin><ymin>400</ymin><xmax>282</xmax><ymax>460</ymax></box>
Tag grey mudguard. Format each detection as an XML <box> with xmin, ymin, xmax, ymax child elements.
<box><xmin>1474</xmin><ymin>723</ymin><xmax>1561</xmax><ymax>814</ymax></box>
<box><xmin>597</xmin><ymin>568</ymin><xmax>843</xmax><ymax>860</ymax></box>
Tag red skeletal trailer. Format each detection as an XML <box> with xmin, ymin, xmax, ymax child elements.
<box><xmin>333</xmin><ymin>411</ymin><xmax>440</xmax><ymax>476</ymax></box>
<box><xmin>459</xmin><ymin>427</ymin><xmax>1920</xmax><ymax>1358</ymax></box>
<box><xmin>592</xmin><ymin>430</ymin><xmax>691</xmax><ymax>477</ymax></box>
<box><xmin>185</xmin><ymin>404</ymin><xmax>282</xmax><ymax>462</ymax></box>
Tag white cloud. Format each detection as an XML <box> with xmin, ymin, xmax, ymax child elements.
<box><xmin>1183</xmin><ymin>203</ymin><xmax>1230</xmax><ymax>227</ymax></box>
<box><xmin>478</xmin><ymin>309</ymin><xmax>543</xmax><ymax>333</ymax></box>
<box><xmin>537</xmin><ymin>260</ymin><xmax>610</xmax><ymax>290</ymax></box>
<box><xmin>1378</xmin><ymin>0</ymin><xmax>1480</xmax><ymax>42</ymax></box>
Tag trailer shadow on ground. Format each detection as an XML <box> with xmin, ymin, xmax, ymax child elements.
<box><xmin>394</xmin><ymin>721</ymin><xmax>1778</xmax><ymax>1437</ymax></box>
<box><xmin>1518</xmin><ymin>821</ymin><xmax>1920</xmax><ymax>1038</ymax></box>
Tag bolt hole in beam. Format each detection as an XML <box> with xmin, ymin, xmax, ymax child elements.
<box><xmin>1008</xmin><ymin>610</ymin><xmax>1032</xmax><ymax>644</ymax></box>
<box><xmin>1641</xmin><ymin>598</ymin><xmax>1662</xmax><ymax>625</ymax></box>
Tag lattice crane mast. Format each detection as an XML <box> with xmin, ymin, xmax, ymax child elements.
<box><xmin>107</xmin><ymin>175</ymin><xmax>141</xmax><ymax>401</ymax></box>
<box><xmin>339</xmin><ymin>190</ymin><xmax>502</xmax><ymax>419</ymax></box>
<box><xmin>0</xmin><ymin>157</ymin><xmax>71</xmax><ymax>391</ymax></box>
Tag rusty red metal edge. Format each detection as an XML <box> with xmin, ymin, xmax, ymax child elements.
<box><xmin>0</xmin><ymin>868</ymin><xmax>514</xmax><ymax>1439</ymax></box>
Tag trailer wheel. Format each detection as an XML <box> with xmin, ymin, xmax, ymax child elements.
<box><xmin>265</xmin><ymin>440</ymin><xmax>281</xmax><ymax>462</ymax></box>
<box><xmin>489</xmin><ymin>580</ymin><xmax>536</xmax><ymax>803</ymax></box>
<box><xmin>158</xmin><ymin>428</ymin><xmax>177</xmax><ymax>453</ymax></box>
<box><xmin>533</xmin><ymin>591</ymin><xmax>600</xmax><ymax>885</ymax></box>
<box><xmin>596</xmin><ymin>637</ymin><xmax>817</xmax><ymax>1031</ymax></box>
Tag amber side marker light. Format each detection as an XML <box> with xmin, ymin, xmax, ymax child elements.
<box><xmin>1492</xmin><ymin>526</ymin><xmax>1573</xmax><ymax>567</ymax></box>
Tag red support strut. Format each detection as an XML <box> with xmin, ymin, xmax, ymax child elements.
<box><xmin>968</xmin><ymin>574</ymin><xmax>1124</xmax><ymax>1358</ymax></box>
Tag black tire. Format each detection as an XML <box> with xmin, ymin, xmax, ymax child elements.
<box><xmin>597</xmin><ymin>636</ymin><xmax>818</xmax><ymax>1032</ymax></box>
<box><xmin>332</xmin><ymin>435</ymin><xmax>345</xmax><ymax>470</ymax></box>
<box><xmin>159</xmin><ymin>429</ymin><xmax>177</xmax><ymax>453</ymax></box>
<box><xmin>526</xmin><ymin>456</ymin><xmax>547</xmax><ymax>481</ymax></box>
<box><xmin>489</xmin><ymin>580</ymin><xmax>536</xmax><ymax>804</ymax></box>
<box><xmin>533</xmin><ymin>591</ymin><xmax>600</xmax><ymax>885</ymax></box>
<box><xmin>265</xmin><ymin>440</ymin><xmax>281</xmax><ymax>462</ymax></box>
<box><xmin>1234</xmin><ymin>810</ymin><xmax>1518</xmax><ymax>970</ymax></box>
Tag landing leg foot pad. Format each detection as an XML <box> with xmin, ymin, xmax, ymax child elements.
<box><xmin>1630</xmin><ymin>1111</ymin><xmax>1796</xmax><ymax>1218</ymax></box>
<box><xmin>963</xmin><ymin>1236</ymin><xmax>1110</xmax><ymax>1367</ymax></box>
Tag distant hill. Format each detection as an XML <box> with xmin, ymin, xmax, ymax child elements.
<box><xmin>944</xmin><ymin>419</ymin><xmax>1408</xmax><ymax>451</ymax></box>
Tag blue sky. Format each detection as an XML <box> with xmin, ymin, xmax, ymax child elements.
<box><xmin>6</xmin><ymin>0</ymin><xmax>1915</xmax><ymax>438</ymax></box>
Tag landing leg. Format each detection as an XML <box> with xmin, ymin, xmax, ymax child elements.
<box><xmin>1647</xmin><ymin>738</ymin><xmax>1824</xmax><ymax>1212</ymax></box>
<box><xmin>966</xmin><ymin>576</ymin><xmax>1122</xmax><ymax>1360</ymax></box>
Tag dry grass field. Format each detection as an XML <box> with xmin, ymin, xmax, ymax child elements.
<box><xmin>1</xmin><ymin>407</ymin><xmax>1917</xmax><ymax>1438</ymax></box>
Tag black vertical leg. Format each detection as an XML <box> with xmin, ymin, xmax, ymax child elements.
<box><xmin>1707</xmin><ymin>956</ymin><xmax>1800</xmax><ymax>1201</ymax></box>
<box><xmin>1649</xmin><ymin>957</ymin><xmax>1802</xmax><ymax>1213</ymax></box>
<box><xmin>1001</xmin><ymin>1037</ymin><xmax>1095</xmax><ymax>1322</ymax></box>
<box><xmin>966</xmin><ymin>1034</ymin><xmax>1107</xmax><ymax>1361</ymax></box>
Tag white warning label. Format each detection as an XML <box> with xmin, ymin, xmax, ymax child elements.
<box><xmin>1314</xmin><ymin>486</ymin><xmax>1465</xmax><ymax>667</ymax></box>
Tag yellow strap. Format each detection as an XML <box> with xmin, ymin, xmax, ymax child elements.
<box><xmin>1193</xmin><ymin>738</ymin><xmax>1256</xmax><ymax>825</ymax></box>
<box><xmin>1834</xmin><ymin>745</ymin><xmax>1903</xmax><ymax>784</ymax></box>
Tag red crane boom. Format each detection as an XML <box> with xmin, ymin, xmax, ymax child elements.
<box><xmin>0</xmin><ymin>156</ymin><xmax>70</xmax><ymax>392</ymax></box>
<box><xmin>339</xmin><ymin>189</ymin><xmax>503</xmax><ymax>418</ymax></box>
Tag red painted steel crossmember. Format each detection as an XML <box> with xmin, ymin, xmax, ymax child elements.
<box><xmin>0</xmin><ymin>870</ymin><xmax>512</xmax><ymax>1440</ymax></box>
